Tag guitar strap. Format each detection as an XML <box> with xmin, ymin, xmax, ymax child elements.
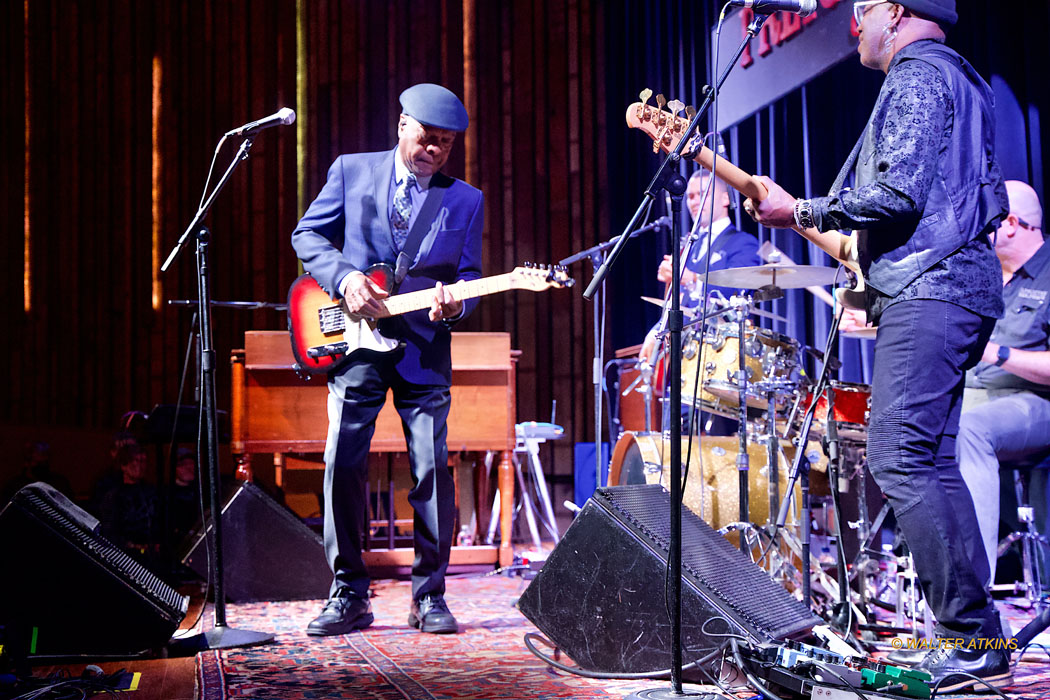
<box><xmin>393</xmin><ymin>172</ymin><xmax>452</xmax><ymax>289</ymax></box>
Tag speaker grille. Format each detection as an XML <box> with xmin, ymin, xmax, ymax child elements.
<box><xmin>517</xmin><ymin>484</ymin><xmax>820</xmax><ymax>673</ymax></box>
<box><xmin>15</xmin><ymin>489</ymin><xmax>187</xmax><ymax>618</ymax></box>
<box><xmin>0</xmin><ymin>482</ymin><xmax>188</xmax><ymax>655</ymax></box>
<box><xmin>597</xmin><ymin>485</ymin><xmax>818</xmax><ymax>642</ymax></box>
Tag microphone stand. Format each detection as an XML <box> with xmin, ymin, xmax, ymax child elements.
<box><xmin>561</xmin><ymin>220</ymin><xmax>671</xmax><ymax>497</ymax></box>
<box><xmin>162</xmin><ymin>137</ymin><xmax>274</xmax><ymax>652</ymax></box>
<box><xmin>589</xmin><ymin>13</ymin><xmax>768</xmax><ymax>700</ymax></box>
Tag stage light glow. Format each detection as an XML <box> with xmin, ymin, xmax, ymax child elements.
<box><xmin>23</xmin><ymin>0</ymin><xmax>31</xmax><ymax>314</ymax></box>
<box><xmin>152</xmin><ymin>55</ymin><xmax>162</xmax><ymax>311</ymax></box>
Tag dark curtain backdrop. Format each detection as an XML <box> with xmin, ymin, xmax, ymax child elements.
<box><xmin>3</xmin><ymin>0</ymin><xmax>1049</xmax><ymax>495</ymax></box>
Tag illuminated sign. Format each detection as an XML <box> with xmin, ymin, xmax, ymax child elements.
<box><xmin>711</xmin><ymin>0</ymin><xmax>859</xmax><ymax>127</ymax></box>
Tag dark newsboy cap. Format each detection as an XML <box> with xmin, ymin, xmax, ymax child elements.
<box><xmin>897</xmin><ymin>0</ymin><xmax>956</xmax><ymax>26</ymax></box>
<box><xmin>399</xmin><ymin>83</ymin><xmax>469</xmax><ymax>132</ymax></box>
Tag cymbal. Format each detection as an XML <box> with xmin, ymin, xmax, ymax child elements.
<box><xmin>640</xmin><ymin>296</ymin><xmax>788</xmax><ymax>323</ymax></box>
<box><xmin>843</xmin><ymin>326</ymin><xmax>877</xmax><ymax>340</ymax></box>
<box><xmin>704</xmin><ymin>263</ymin><xmax>841</xmax><ymax>289</ymax></box>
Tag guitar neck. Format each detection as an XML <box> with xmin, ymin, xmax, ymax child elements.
<box><xmin>692</xmin><ymin>145</ymin><xmax>769</xmax><ymax>203</ymax></box>
<box><xmin>691</xmin><ymin>146</ymin><xmax>857</xmax><ymax>271</ymax></box>
<box><xmin>379</xmin><ymin>273</ymin><xmax>516</xmax><ymax>317</ymax></box>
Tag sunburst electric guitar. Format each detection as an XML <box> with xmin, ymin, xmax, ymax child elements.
<box><xmin>625</xmin><ymin>89</ymin><xmax>865</xmax><ymax>308</ymax></box>
<box><xmin>288</xmin><ymin>263</ymin><xmax>574</xmax><ymax>374</ymax></box>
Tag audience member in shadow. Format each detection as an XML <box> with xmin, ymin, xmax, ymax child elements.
<box><xmin>1</xmin><ymin>441</ymin><xmax>73</xmax><ymax>504</ymax></box>
<box><xmin>170</xmin><ymin>447</ymin><xmax>201</xmax><ymax>544</ymax></box>
<box><xmin>93</xmin><ymin>442</ymin><xmax>158</xmax><ymax>561</ymax></box>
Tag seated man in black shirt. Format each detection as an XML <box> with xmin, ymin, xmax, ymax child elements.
<box><xmin>958</xmin><ymin>180</ymin><xmax>1050</xmax><ymax>586</ymax></box>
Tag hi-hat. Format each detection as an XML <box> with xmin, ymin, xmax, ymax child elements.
<box><xmin>639</xmin><ymin>295</ymin><xmax>787</xmax><ymax>323</ymax></box>
<box><xmin>705</xmin><ymin>263</ymin><xmax>840</xmax><ymax>289</ymax></box>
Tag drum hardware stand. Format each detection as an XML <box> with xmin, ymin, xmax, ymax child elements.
<box><xmin>728</xmin><ymin>289</ymin><xmax>782</xmax><ymax>555</ymax></box>
<box><xmin>732</xmin><ymin>297</ymin><xmax>752</xmax><ymax>553</ymax></box>
<box><xmin>767</xmin><ymin>306</ymin><xmax>844</xmax><ymax>612</ymax></box>
<box><xmin>161</xmin><ymin>135</ymin><xmax>273</xmax><ymax>652</ymax></box>
<box><xmin>561</xmin><ymin>217</ymin><xmax>671</xmax><ymax>498</ymax></box>
<box><xmin>822</xmin><ymin>391</ymin><xmax>857</xmax><ymax>636</ymax></box>
<box><xmin>840</xmin><ymin>449</ymin><xmax>880</xmax><ymax>624</ymax></box>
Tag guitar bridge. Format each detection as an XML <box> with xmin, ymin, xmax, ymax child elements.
<box><xmin>307</xmin><ymin>342</ymin><xmax>348</xmax><ymax>359</ymax></box>
<box><xmin>317</xmin><ymin>305</ymin><xmax>346</xmax><ymax>334</ymax></box>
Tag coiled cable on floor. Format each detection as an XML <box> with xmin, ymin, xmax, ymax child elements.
<box><xmin>523</xmin><ymin>632</ymin><xmax>724</xmax><ymax>681</ymax></box>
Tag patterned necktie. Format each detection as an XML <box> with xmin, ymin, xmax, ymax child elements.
<box><xmin>690</xmin><ymin>229</ymin><xmax>711</xmax><ymax>263</ymax></box>
<box><xmin>391</xmin><ymin>172</ymin><xmax>417</xmax><ymax>250</ymax></box>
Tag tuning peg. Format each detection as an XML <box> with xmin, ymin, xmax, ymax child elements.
<box><xmin>636</xmin><ymin>88</ymin><xmax>654</xmax><ymax>123</ymax></box>
<box><xmin>667</xmin><ymin>99</ymin><xmax>684</xmax><ymax>116</ymax></box>
<box><xmin>655</xmin><ymin>93</ymin><xmax>667</xmax><ymax>110</ymax></box>
<box><xmin>685</xmin><ymin>105</ymin><xmax>697</xmax><ymax>120</ymax></box>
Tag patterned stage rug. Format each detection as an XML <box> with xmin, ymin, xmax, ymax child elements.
<box><xmin>197</xmin><ymin>575</ymin><xmax>1050</xmax><ymax>700</ymax></box>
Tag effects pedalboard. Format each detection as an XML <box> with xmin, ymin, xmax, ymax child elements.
<box><xmin>738</xmin><ymin>640</ymin><xmax>934</xmax><ymax>700</ymax></box>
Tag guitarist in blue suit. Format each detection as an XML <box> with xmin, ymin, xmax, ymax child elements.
<box><xmin>291</xmin><ymin>84</ymin><xmax>483</xmax><ymax>636</ymax></box>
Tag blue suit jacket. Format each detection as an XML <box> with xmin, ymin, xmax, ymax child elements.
<box><xmin>291</xmin><ymin>148</ymin><xmax>484</xmax><ymax>385</ymax></box>
<box><xmin>682</xmin><ymin>223</ymin><xmax>761</xmax><ymax>304</ymax></box>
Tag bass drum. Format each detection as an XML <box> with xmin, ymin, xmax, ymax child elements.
<box><xmin>608</xmin><ymin>432</ymin><xmax>714</xmax><ymax>524</ymax></box>
<box><xmin>609</xmin><ymin>432</ymin><xmax>827</xmax><ymax>531</ymax></box>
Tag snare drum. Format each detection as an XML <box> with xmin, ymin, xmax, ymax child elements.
<box><xmin>808</xmin><ymin>381</ymin><xmax>871</xmax><ymax>443</ymax></box>
<box><xmin>680</xmin><ymin>324</ymin><xmax>801</xmax><ymax>416</ymax></box>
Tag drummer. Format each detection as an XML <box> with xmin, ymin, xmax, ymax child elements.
<box><xmin>639</xmin><ymin>169</ymin><xmax>761</xmax><ymax>433</ymax></box>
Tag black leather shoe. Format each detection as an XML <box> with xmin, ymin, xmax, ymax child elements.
<box><xmin>408</xmin><ymin>593</ymin><xmax>458</xmax><ymax>634</ymax></box>
<box><xmin>306</xmin><ymin>587</ymin><xmax>374</xmax><ymax>636</ymax></box>
<box><xmin>916</xmin><ymin>644</ymin><xmax>1013</xmax><ymax>693</ymax></box>
<box><xmin>885</xmin><ymin>646</ymin><xmax>929</xmax><ymax>667</ymax></box>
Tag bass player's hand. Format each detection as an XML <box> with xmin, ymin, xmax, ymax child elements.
<box><xmin>743</xmin><ymin>176</ymin><xmax>798</xmax><ymax>230</ymax></box>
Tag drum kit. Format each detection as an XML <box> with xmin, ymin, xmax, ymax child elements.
<box><xmin>609</xmin><ymin>261</ymin><xmax>879</xmax><ymax>612</ymax></box>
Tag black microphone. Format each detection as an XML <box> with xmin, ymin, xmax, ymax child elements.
<box><xmin>728</xmin><ymin>0</ymin><xmax>817</xmax><ymax>16</ymax></box>
<box><xmin>225</xmin><ymin>108</ymin><xmax>296</xmax><ymax>138</ymax></box>
<box><xmin>633</xmin><ymin>216</ymin><xmax>672</xmax><ymax>236</ymax></box>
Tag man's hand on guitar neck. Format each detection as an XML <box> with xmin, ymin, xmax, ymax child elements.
<box><xmin>744</xmin><ymin>175</ymin><xmax>853</xmax><ymax>268</ymax></box>
<box><xmin>341</xmin><ymin>270</ymin><xmax>389</xmax><ymax>317</ymax></box>
<box><xmin>743</xmin><ymin>175</ymin><xmax>797</xmax><ymax>230</ymax></box>
<box><xmin>429</xmin><ymin>281</ymin><xmax>464</xmax><ymax>322</ymax></box>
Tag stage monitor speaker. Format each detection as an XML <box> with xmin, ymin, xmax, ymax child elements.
<box><xmin>182</xmin><ymin>481</ymin><xmax>330</xmax><ymax>602</ymax></box>
<box><xmin>0</xmin><ymin>482</ymin><xmax>189</xmax><ymax>657</ymax></box>
<box><xmin>516</xmin><ymin>484</ymin><xmax>820</xmax><ymax>674</ymax></box>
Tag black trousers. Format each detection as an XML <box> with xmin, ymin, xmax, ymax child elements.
<box><xmin>867</xmin><ymin>299</ymin><xmax>999</xmax><ymax>640</ymax></box>
<box><xmin>322</xmin><ymin>353</ymin><xmax>455</xmax><ymax>601</ymax></box>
